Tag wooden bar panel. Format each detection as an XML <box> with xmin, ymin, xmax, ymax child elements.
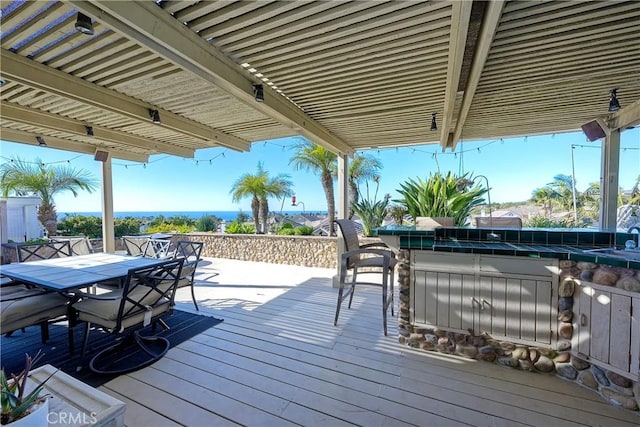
<box><xmin>536</xmin><ymin>280</ymin><xmax>552</xmax><ymax>344</ymax></box>
<box><xmin>590</xmin><ymin>290</ymin><xmax>612</xmax><ymax>364</ymax></box>
<box><xmin>491</xmin><ymin>277</ymin><xmax>507</xmax><ymax>337</ymax></box>
<box><xmin>609</xmin><ymin>293</ymin><xmax>631</xmax><ymax>371</ymax></box>
<box><xmin>506</xmin><ymin>278</ymin><xmax>522</xmax><ymax>339</ymax></box>
<box><xmin>448</xmin><ymin>273</ymin><xmax>463</xmax><ymax>330</ymax></box>
<box><xmin>520</xmin><ymin>280</ymin><xmax>536</xmax><ymax>342</ymax></box>
<box><xmin>436</xmin><ymin>272</ymin><xmax>451</xmax><ymax>327</ymax></box>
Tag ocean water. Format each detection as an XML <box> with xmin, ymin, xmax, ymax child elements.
<box><xmin>57</xmin><ymin>211</ymin><xmax>324</xmax><ymax>222</ymax></box>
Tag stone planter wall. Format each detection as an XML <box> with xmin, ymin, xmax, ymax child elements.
<box><xmin>397</xmin><ymin>249</ymin><xmax>640</xmax><ymax>413</ymax></box>
<box><xmin>174</xmin><ymin>233</ymin><xmax>340</xmax><ymax>268</ymax></box>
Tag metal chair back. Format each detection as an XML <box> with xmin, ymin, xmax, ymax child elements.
<box><xmin>173</xmin><ymin>240</ymin><xmax>204</xmax><ymax>310</ymax></box>
<box><xmin>16</xmin><ymin>241</ymin><xmax>72</xmax><ymax>263</ymax></box>
<box><xmin>142</xmin><ymin>238</ymin><xmax>173</xmax><ymax>258</ymax></box>
<box><xmin>122</xmin><ymin>236</ymin><xmax>150</xmax><ymax>256</ymax></box>
<box><xmin>50</xmin><ymin>237</ymin><xmax>93</xmax><ymax>255</ymax></box>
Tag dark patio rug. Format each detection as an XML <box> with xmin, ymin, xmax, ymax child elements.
<box><xmin>0</xmin><ymin>310</ymin><xmax>222</xmax><ymax>388</ymax></box>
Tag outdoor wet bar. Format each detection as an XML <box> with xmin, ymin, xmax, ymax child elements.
<box><xmin>377</xmin><ymin>225</ymin><xmax>640</xmax><ymax>411</ymax></box>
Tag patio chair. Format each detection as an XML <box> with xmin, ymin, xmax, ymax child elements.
<box><xmin>1</xmin><ymin>284</ymin><xmax>69</xmax><ymax>344</ymax></box>
<box><xmin>72</xmin><ymin>258</ymin><xmax>184</xmax><ymax>374</ymax></box>
<box><xmin>334</xmin><ymin>219</ymin><xmax>397</xmax><ymax>336</ymax></box>
<box><xmin>142</xmin><ymin>238</ymin><xmax>173</xmax><ymax>259</ymax></box>
<box><xmin>122</xmin><ymin>236</ymin><xmax>150</xmax><ymax>256</ymax></box>
<box><xmin>172</xmin><ymin>240</ymin><xmax>204</xmax><ymax>310</ymax></box>
<box><xmin>50</xmin><ymin>236</ymin><xmax>94</xmax><ymax>255</ymax></box>
<box><xmin>16</xmin><ymin>241</ymin><xmax>72</xmax><ymax>263</ymax></box>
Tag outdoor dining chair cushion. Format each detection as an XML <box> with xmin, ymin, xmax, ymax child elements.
<box><xmin>73</xmin><ymin>259</ymin><xmax>183</xmax><ymax>331</ymax></box>
<box><xmin>74</xmin><ymin>286</ymin><xmax>171</xmax><ymax>328</ymax></box>
<box><xmin>0</xmin><ymin>288</ymin><xmax>68</xmax><ymax>333</ymax></box>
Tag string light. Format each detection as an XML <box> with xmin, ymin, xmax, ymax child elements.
<box><xmin>0</xmin><ymin>155</ymin><xmax>83</xmax><ymax>166</ymax></box>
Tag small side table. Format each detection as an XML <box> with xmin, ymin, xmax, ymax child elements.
<box><xmin>28</xmin><ymin>364</ymin><xmax>125</xmax><ymax>427</ymax></box>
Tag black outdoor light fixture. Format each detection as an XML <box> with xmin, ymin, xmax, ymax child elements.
<box><xmin>36</xmin><ymin>136</ymin><xmax>47</xmax><ymax>147</ymax></box>
<box><xmin>74</xmin><ymin>12</ymin><xmax>94</xmax><ymax>35</ymax></box>
<box><xmin>608</xmin><ymin>88</ymin><xmax>620</xmax><ymax>112</ymax></box>
<box><xmin>430</xmin><ymin>112</ymin><xmax>437</xmax><ymax>131</ymax></box>
<box><xmin>85</xmin><ymin>125</ymin><xmax>94</xmax><ymax>137</ymax></box>
<box><xmin>252</xmin><ymin>84</ymin><xmax>264</xmax><ymax>102</ymax></box>
<box><xmin>149</xmin><ymin>109</ymin><xmax>161</xmax><ymax>124</ymax></box>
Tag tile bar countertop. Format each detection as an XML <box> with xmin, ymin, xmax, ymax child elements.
<box><xmin>376</xmin><ymin>225</ymin><xmax>640</xmax><ymax>270</ymax></box>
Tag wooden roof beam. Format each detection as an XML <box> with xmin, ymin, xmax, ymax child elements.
<box><xmin>452</xmin><ymin>0</ymin><xmax>505</xmax><ymax>150</ymax></box>
<box><xmin>0</xmin><ymin>128</ymin><xmax>149</xmax><ymax>163</ymax></box>
<box><xmin>439</xmin><ymin>1</ymin><xmax>473</xmax><ymax>151</ymax></box>
<box><xmin>608</xmin><ymin>98</ymin><xmax>640</xmax><ymax>131</ymax></box>
<box><xmin>0</xmin><ymin>49</ymin><xmax>251</xmax><ymax>152</ymax></box>
<box><xmin>72</xmin><ymin>1</ymin><xmax>353</xmax><ymax>156</ymax></box>
<box><xmin>1</xmin><ymin>103</ymin><xmax>195</xmax><ymax>158</ymax></box>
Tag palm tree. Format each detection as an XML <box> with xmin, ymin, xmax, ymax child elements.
<box><xmin>289</xmin><ymin>142</ymin><xmax>338</xmax><ymax>236</ymax></box>
<box><xmin>548</xmin><ymin>174</ymin><xmax>576</xmax><ymax>211</ymax></box>
<box><xmin>260</xmin><ymin>173</ymin><xmax>294</xmax><ymax>233</ymax></box>
<box><xmin>530</xmin><ymin>187</ymin><xmax>557</xmax><ymax>217</ymax></box>
<box><xmin>348</xmin><ymin>153</ymin><xmax>382</xmax><ymax>219</ymax></box>
<box><xmin>0</xmin><ymin>157</ymin><xmax>97</xmax><ymax>236</ymax></box>
<box><xmin>230</xmin><ymin>164</ymin><xmax>268</xmax><ymax>233</ymax></box>
<box><xmin>230</xmin><ymin>163</ymin><xmax>293</xmax><ymax>233</ymax></box>
<box><xmin>629</xmin><ymin>175</ymin><xmax>640</xmax><ymax>205</ymax></box>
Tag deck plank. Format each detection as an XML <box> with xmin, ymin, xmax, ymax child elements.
<box><xmin>96</xmin><ymin>258</ymin><xmax>639</xmax><ymax>427</ymax></box>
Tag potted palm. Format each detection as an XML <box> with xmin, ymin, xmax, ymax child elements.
<box><xmin>1</xmin><ymin>352</ymin><xmax>55</xmax><ymax>426</ymax></box>
<box><xmin>394</xmin><ymin>171</ymin><xmax>487</xmax><ymax>227</ymax></box>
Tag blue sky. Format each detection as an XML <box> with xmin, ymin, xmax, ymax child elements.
<box><xmin>1</xmin><ymin>128</ymin><xmax>638</xmax><ymax>214</ymax></box>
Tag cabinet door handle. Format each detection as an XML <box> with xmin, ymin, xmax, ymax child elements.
<box><xmin>481</xmin><ymin>299</ymin><xmax>490</xmax><ymax>310</ymax></box>
<box><xmin>580</xmin><ymin>313</ymin><xmax>587</xmax><ymax>326</ymax></box>
<box><xmin>471</xmin><ymin>297</ymin><xmax>479</xmax><ymax>307</ymax></box>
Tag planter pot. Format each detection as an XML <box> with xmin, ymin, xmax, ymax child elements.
<box><xmin>415</xmin><ymin>217</ymin><xmax>454</xmax><ymax>229</ymax></box>
<box><xmin>10</xmin><ymin>399</ymin><xmax>48</xmax><ymax>427</ymax></box>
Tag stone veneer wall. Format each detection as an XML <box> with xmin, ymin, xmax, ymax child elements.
<box><xmin>397</xmin><ymin>249</ymin><xmax>640</xmax><ymax>413</ymax></box>
<box><xmin>174</xmin><ymin>233</ymin><xmax>339</xmax><ymax>268</ymax></box>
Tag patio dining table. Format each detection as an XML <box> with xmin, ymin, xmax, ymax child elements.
<box><xmin>0</xmin><ymin>252</ymin><xmax>167</xmax><ymax>291</ymax></box>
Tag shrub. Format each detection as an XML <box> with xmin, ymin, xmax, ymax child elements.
<box><xmin>196</xmin><ymin>215</ymin><xmax>219</xmax><ymax>232</ymax></box>
<box><xmin>524</xmin><ymin>215</ymin><xmax>574</xmax><ymax>228</ymax></box>
<box><xmin>277</xmin><ymin>227</ymin><xmax>295</xmax><ymax>235</ymax></box>
<box><xmin>293</xmin><ymin>225</ymin><xmax>314</xmax><ymax>235</ymax></box>
<box><xmin>114</xmin><ymin>217</ymin><xmax>143</xmax><ymax>236</ymax></box>
<box><xmin>145</xmin><ymin>223</ymin><xmax>194</xmax><ymax>234</ymax></box>
<box><xmin>57</xmin><ymin>214</ymin><xmax>102</xmax><ymax>238</ymax></box>
<box><xmin>225</xmin><ymin>221</ymin><xmax>255</xmax><ymax>234</ymax></box>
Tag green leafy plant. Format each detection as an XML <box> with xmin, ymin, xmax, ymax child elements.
<box><xmin>387</xmin><ymin>204</ymin><xmax>407</xmax><ymax>225</ymax></box>
<box><xmin>195</xmin><ymin>215</ymin><xmax>220</xmax><ymax>232</ymax></box>
<box><xmin>523</xmin><ymin>215</ymin><xmax>574</xmax><ymax>228</ymax></box>
<box><xmin>1</xmin><ymin>352</ymin><xmax>55</xmax><ymax>425</ymax></box>
<box><xmin>114</xmin><ymin>217</ymin><xmax>143</xmax><ymax>237</ymax></box>
<box><xmin>225</xmin><ymin>221</ymin><xmax>255</xmax><ymax>234</ymax></box>
<box><xmin>394</xmin><ymin>172</ymin><xmax>487</xmax><ymax>226</ymax></box>
<box><xmin>352</xmin><ymin>195</ymin><xmax>390</xmax><ymax>237</ymax></box>
<box><xmin>293</xmin><ymin>225</ymin><xmax>314</xmax><ymax>235</ymax></box>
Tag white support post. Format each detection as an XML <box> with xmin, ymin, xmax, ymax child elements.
<box><xmin>600</xmin><ymin>129</ymin><xmax>621</xmax><ymax>231</ymax></box>
<box><xmin>100</xmin><ymin>155</ymin><xmax>115</xmax><ymax>253</ymax></box>
<box><xmin>334</xmin><ymin>154</ymin><xmax>350</xmax><ymax>288</ymax></box>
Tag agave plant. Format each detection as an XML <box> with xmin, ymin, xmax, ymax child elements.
<box><xmin>394</xmin><ymin>171</ymin><xmax>488</xmax><ymax>226</ymax></box>
<box><xmin>352</xmin><ymin>194</ymin><xmax>391</xmax><ymax>237</ymax></box>
<box><xmin>1</xmin><ymin>352</ymin><xmax>54</xmax><ymax>425</ymax></box>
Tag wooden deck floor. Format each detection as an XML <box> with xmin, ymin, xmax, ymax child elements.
<box><xmin>98</xmin><ymin>258</ymin><xmax>639</xmax><ymax>427</ymax></box>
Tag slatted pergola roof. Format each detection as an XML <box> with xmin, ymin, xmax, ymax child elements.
<box><xmin>1</xmin><ymin>0</ymin><xmax>639</xmax><ymax>163</ymax></box>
